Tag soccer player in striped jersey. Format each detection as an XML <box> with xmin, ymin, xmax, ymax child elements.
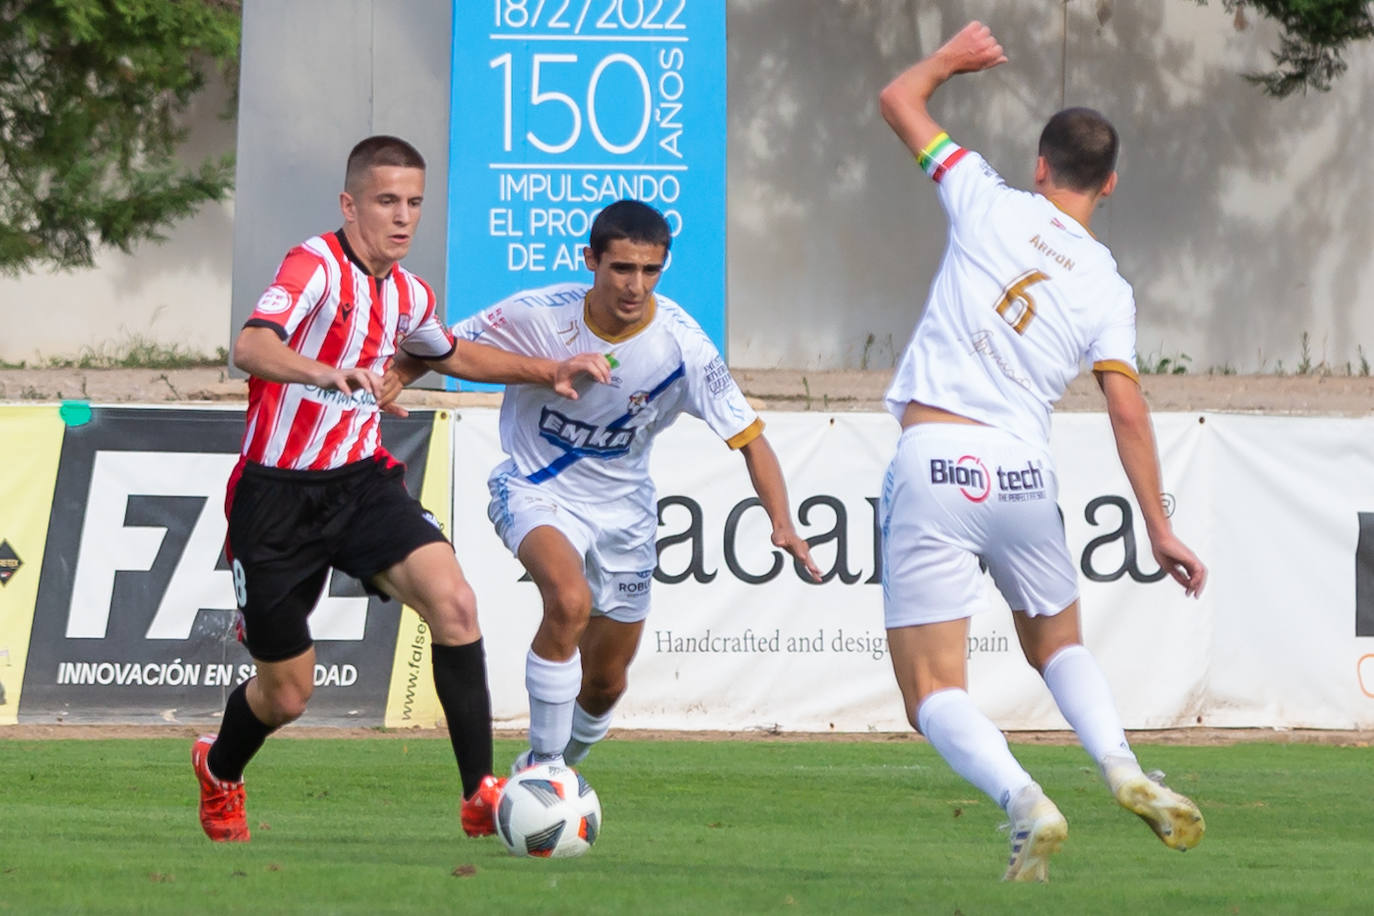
<box><xmin>192</xmin><ymin>135</ymin><xmax>610</xmax><ymax>844</ymax></box>
<box><xmin>877</xmin><ymin>23</ymin><xmax>1208</xmax><ymax>881</ymax></box>
<box><xmin>385</xmin><ymin>200</ymin><xmax>821</xmax><ymax>776</ymax></box>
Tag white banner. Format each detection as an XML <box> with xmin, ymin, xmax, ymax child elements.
<box><xmin>452</xmin><ymin>409</ymin><xmax>1374</xmax><ymax>731</ymax></box>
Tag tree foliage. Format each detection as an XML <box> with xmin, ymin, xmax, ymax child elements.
<box><xmin>1203</xmin><ymin>0</ymin><xmax>1374</xmax><ymax>95</ymax></box>
<box><xmin>0</xmin><ymin>0</ymin><xmax>240</xmax><ymax>275</ymax></box>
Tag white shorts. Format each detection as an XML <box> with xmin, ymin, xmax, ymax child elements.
<box><xmin>879</xmin><ymin>424</ymin><xmax>1078</xmax><ymax>628</ymax></box>
<box><xmin>487</xmin><ymin>461</ymin><xmax>656</xmax><ymax>623</ymax></box>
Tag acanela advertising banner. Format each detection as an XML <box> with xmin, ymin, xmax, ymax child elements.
<box><xmin>453</xmin><ymin>408</ymin><xmax>1374</xmax><ymax>732</ymax></box>
<box><xmin>15</xmin><ymin>407</ymin><xmax>447</xmax><ymax>726</ymax></box>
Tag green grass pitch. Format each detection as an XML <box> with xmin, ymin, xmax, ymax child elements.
<box><xmin>1</xmin><ymin>736</ymin><xmax>1370</xmax><ymax>914</ymax></box>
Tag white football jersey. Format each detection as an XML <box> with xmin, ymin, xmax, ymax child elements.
<box><xmin>884</xmin><ymin>135</ymin><xmax>1139</xmax><ymax>446</ymax></box>
<box><xmin>454</xmin><ymin>283</ymin><xmax>762</xmax><ymax>509</ymax></box>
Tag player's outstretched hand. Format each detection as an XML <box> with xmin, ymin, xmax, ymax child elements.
<box><xmin>937</xmin><ymin>21</ymin><xmax>1007</xmax><ymax>75</ymax></box>
<box><xmin>773</xmin><ymin>528</ymin><xmax>823</xmax><ymax>583</ymax></box>
<box><xmin>1151</xmin><ymin>533</ymin><xmax>1207</xmax><ymax>598</ymax></box>
<box><xmin>378</xmin><ymin>366</ymin><xmax>410</xmax><ymax>418</ymax></box>
<box><xmin>553</xmin><ymin>352</ymin><xmax>614</xmax><ymax>399</ymax></box>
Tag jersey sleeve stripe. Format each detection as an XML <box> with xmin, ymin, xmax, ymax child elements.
<box><xmin>917</xmin><ymin>132</ymin><xmax>968</xmax><ymax>183</ymax></box>
<box><xmin>916</xmin><ymin>132</ymin><xmax>953</xmax><ymax>169</ymax></box>
<box><xmin>929</xmin><ymin>147</ymin><xmax>968</xmax><ymax>184</ymax></box>
<box><xmin>725</xmin><ymin>417</ymin><xmax>765</xmax><ymax>450</ymax></box>
<box><xmin>402</xmin><ymin>338</ymin><xmax>458</xmax><ymax>361</ymax></box>
<box><xmin>244</xmin><ymin>317</ymin><xmax>289</xmax><ymax>340</ymax></box>
<box><xmin>1092</xmin><ymin>359</ymin><xmax>1140</xmax><ymax>383</ymax></box>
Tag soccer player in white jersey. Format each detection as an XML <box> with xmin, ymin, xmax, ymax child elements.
<box><xmin>192</xmin><ymin>135</ymin><xmax>610</xmax><ymax>844</ymax></box>
<box><xmin>385</xmin><ymin>199</ymin><xmax>821</xmax><ymax>773</ymax></box>
<box><xmin>877</xmin><ymin>23</ymin><xmax>1208</xmax><ymax>882</ymax></box>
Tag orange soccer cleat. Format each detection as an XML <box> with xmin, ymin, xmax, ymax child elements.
<box><xmin>191</xmin><ymin>735</ymin><xmax>250</xmax><ymax>842</ymax></box>
<box><xmin>460</xmin><ymin>774</ymin><xmax>506</xmax><ymax>838</ymax></box>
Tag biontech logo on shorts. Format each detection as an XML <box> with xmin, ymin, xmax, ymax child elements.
<box><xmin>929</xmin><ymin>456</ymin><xmax>990</xmax><ymax>502</ymax></box>
<box><xmin>996</xmin><ymin>461</ymin><xmax>1047</xmax><ymax>502</ymax></box>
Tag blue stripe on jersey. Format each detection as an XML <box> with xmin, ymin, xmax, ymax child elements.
<box><xmin>524</xmin><ymin>362</ymin><xmax>686</xmax><ymax>484</ymax></box>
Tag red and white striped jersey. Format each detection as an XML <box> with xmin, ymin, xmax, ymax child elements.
<box><xmin>239</xmin><ymin>230</ymin><xmax>456</xmax><ymax>470</ymax></box>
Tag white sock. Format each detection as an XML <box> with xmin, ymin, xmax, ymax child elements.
<box><xmin>917</xmin><ymin>688</ymin><xmax>1034</xmax><ymax>812</ymax></box>
<box><xmin>1041</xmin><ymin>644</ymin><xmax>1140</xmax><ymax>781</ymax></box>
<box><xmin>1007</xmin><ymin>782</ymin><xmax>1051</xmax><ymax>823</ymax></box>
<box><xmin>525</xmin><ymin>649</ymin><xmax>582</xmax><ymax>760</ymax></box>
<box><xmin>564</xmin><ymin>702</ymin><xmax>614</xmax><ymax>765</ymax></box>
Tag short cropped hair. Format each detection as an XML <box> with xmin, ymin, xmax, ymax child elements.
<box><xmin>588</xmin><ymin>199</ymin><xmax>672</xmax><ymax>257</ymax></box>
<box><xmin>1037</xmin><ymin>108</ymin><xmax>1118</xmax><ymax>193</ymax></box>
<box><xmin>344</xmin><ymin>135</ymin><xmax>426</xmax><ymax>192</ymax></box>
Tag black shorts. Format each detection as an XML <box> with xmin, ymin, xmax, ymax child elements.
<box><xmin>225</xmin><ymin>457</ymin><xmax>449</xmax><ymax>662</ymax></box>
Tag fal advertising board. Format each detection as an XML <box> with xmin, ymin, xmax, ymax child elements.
<box><xmin>14</xmin><ymin>407</ymin><xmax>443</xmax><ymax>725</ymax></box>
<box><xmin>446</xmin><ymin>0</ymin><xmax>727</xmax><ymax>370</ymax></box>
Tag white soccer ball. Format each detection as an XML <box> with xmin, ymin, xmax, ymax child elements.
<box><xmin>496</xmin><ymin>763</ymin><xmax>602</xmax><ymax>858</ymax></box>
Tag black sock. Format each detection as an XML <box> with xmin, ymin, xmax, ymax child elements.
<box><xmin>207</xmin><ymin>680</ymin><xmax>275</xmax><ymax>783</ymax></box>
<box><xmin>432</xmin><ymin>639</ymin><xmax>494</xmax><ymax>799</ymax></box>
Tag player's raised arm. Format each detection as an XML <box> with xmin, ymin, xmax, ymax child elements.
<box><xmin>878</xmin><ymin>21</ymin><xmax>1007</xmax><ymax>158</ymax></box>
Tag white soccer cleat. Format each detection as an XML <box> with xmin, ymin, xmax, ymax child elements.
<box><xmin>1002</xmin><ymin>786</ymin><xmax>1069</xmax><ymax>883</ymax></box>
<box><xmin>1113</xmin><ymin>770</ymin><xmax>1205</xmax><ymax>851</ymax></box>
<box><xmin>510</xmin><ymin>748</ymin><xmax>564</xmax><ymax>776</ymax></box>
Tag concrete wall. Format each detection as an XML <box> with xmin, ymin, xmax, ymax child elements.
<box><xmin>726</xmin><ymin>0</ymin><xmax>1374</xmax><ymax>373</ymax></box>
<box><xmin>229</xmin><ymin>0</ymin><xmax>452</xmax><ymax>346</ymax></box>
<box><xmin>3</xmin><ymin>0</ymin><xmax>1372</xmax><ymax>375</ymax></box>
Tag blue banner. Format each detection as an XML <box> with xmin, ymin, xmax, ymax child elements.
<box><xmin>447</xmin><ymin>0</ymin><xmax>727</xmax><ymax>387</ymax></box>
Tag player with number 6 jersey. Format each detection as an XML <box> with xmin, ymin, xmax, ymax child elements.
<box><xmin>385</xmin><ymin>200</ymin><xmax>821</xmax><ymax>776</ymax></box>
<box><xmin>882</xmin><ymin>133</ymin><xmax>1139</xmax><ymax>449</ymax></box>
<box><xmin>876</xmin><ymin>22</ymin><xmax>1208</xmax><ymax>883</ymax></box>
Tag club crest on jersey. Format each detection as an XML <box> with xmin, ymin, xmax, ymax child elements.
<box><xmin>929</xmin><ymin>455</ymin><xmax>990</xmax><ymax>503</ymax></box>
<box><xmin>396</xmin><ymin>313</ymin><xmax>411</xmax><ymax>337</ymax></box>
<box><xmin>626</xmin><ymin>390</ymin><xmax>650</xmax><ymax>416</ymax></box>
<box><xmin>257</xmin><ymin>285</ymin><xmax>293</xmax><ymax>315</ymax></box>
<box><xmin>539</xmin><ymin>406</ymin><xmax>635</xmax><ymax>457</ymax></box>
